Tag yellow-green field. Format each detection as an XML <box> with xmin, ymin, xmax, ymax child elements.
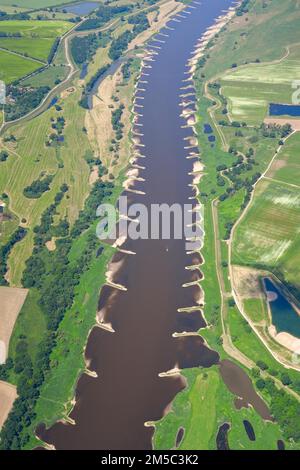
<box><xmin>0</xmin><ymin>88</ymin><xmax>91</xmax><ymax>286</ymax></box>
<box><xmin>0</xmin><ymin>19</ymin><xmax>71</xmax><ymax>37</ymax></box>
<box><xmin>266</xmin><ymin>132</ymin><xmax>300</xmax><ymax>186</ymax></box>
<box><xmin>221</xmin><ymin>45</ymin><xmax>300</xmax><ymax>124</ymax></box>
<box><xmin>0</xmin><ymin>0</ymin><xmax>78</xmax><ymax>8</ymax></box>
<box><xmin>233</xmin><ymin>178</ymin><xmax>300</xmax><ymax>288</ymax></box>
<box><xmin>1</xmin><ymin>37</ymin><xmax>55</xmax><ymax>62</ymax></box>
<box><xmin>0</xmin><ymin>48</ymin><xmax>41</xmax><ymax>83</ymax></box>
<box><xmin>0</xmin><ymin>19</ymin><xmax>72</xmax><ymax>70</ymax></box>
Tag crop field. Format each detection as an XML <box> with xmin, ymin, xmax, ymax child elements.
<box><xmin>232</xmin><ymin>179</ymin><xmax>300</xmax><ymax>284</ymax></box>
<box><xmin>0</xmin><ymin>37</ymin><xmax>54</xmax><ymax>62</ymax></box>
<box><xmin>0</xmin><ymin>0</ymin><xmax>78</xmax><ymax>8</ymax></box>
<box><xmin>220</xmin><ymin>45</ymin><xmax>300</xmax><ymax>125</ymax></box>
<box><xmin>0</xmin><ymin>20</ymin><xmax>71</xmax><ymax>37</ymax></box>
<box><xmin>0</xmin><ymin>89</ymin><xmax>91</xmax><ymax>286</ymax></box>
<box><xmin>154</xmin><ymin>367</ymin><xmax>283</xmax><ymax>450</ymax></box>
<box><xmin>0</xmin><ymin>49</ymin><xmax>41</xmax><ymax>83</ymax></box>
<box><xmin>22</xmin><ymin>64</ymin><xmax>68</xmax><ymax>87</ymax></box>
<box><xmin>266</xmin><ymin>132</ymin><xmax>300</xmax><ymax>187</ymax></box>
<box><xmin>0</xmin><ymin>19</ymin><xmax>72</xmax><ymax>81</ymax></box>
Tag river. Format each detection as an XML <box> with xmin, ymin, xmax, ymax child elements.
<box><xmin>39</xmin><ymin>0</ymin><xmax>238</xmax><ymax>450</ymax></box>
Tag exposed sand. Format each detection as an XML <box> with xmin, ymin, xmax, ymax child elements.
<box><xmin>45</xmin><ymin>237</ymin><xmax>56</xmax><ymax>252</ymax></box>
<box><xmin>128</xmin><ymin>0</ymin><xmax>185</xmax><ymax>50</ymax></box>
<box><xmin>89</xmin><ymin>165</ymin><xmax>99</xmax><ymax>185</ymax></box>
<box><xmin>85</xmin><ymin>69</ymin><xmax>120</xmax><ymax>170</ymax></box>
<box><xmin>0</xmin><ymin>286</ymin><xmax>28</xmax><ymax>364</ymax></box>
<box><xmin>269</xmin><ymin>327</ymin><xmax>300</xmax><ymax>353</ymax></box>
<box><xmin>0</xmin><ymin>381</ymin><xmax>17</xmax><ymax>429</ymax></box>
<box><xmin>60</xmin><ymin>87</ymin><xmax>75</xmax><ymax>100</ymax></box>
<box><xmin>264</xmin><ymin>117</ymin><xmax>300</xmax><ymax>132</ymax></box>
<box><xmin>266</xmin><ymin>291</ymin><xmax>278</xmax><ymax>302</ymax></box>
<box><xmin>231</xmin><ymin>265</ymin><xmax>264</xmax><ymax>300</ymax></box>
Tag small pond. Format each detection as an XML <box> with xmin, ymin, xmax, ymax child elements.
<box><xmin>243</xmin><ymin>420</ymin><xmax>256</xmax><ymax>442</ymax></box>
<box><xmin>269</xmin><ymin>103</ymin><xmax>300</xmax><ymax>117</ymax></box>
<box><xmin>264</xmin><ymin>278</ymin><xmax>300</xmax><ymax>338</ymax></box>
<box><xmin>59</xmin><ymin>1</ymin><xmax>99</xmax><ymax>16</ymax></box>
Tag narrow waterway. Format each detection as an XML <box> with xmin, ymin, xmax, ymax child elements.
<box><xmin>39</xmin><ymin>0</ymin><xmax>235</xmax><ymax>450</ymax></box>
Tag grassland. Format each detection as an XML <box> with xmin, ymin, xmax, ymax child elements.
<box><xmin>0</xmin><ymin>0</ymin><xmax>80</xmax><ymax>8</ymax></box>
<box><xmin>0</xmin><ymin>88</ymin><xmax>91</xmax><ymax>286</ymax></box>
<box><xmin>0</xmin><ymin>49</ymin><xmax>41</xmax><ymax>83</ymax></box>
<box><xmin>0</xmin><ymin>19</ymin><xmax>72</xmax><ymax>70</ymax></box>
<box><xmin>1</xmin><ymin>38</ymin><xmax>55</xmax><ymax>62</ymax></box>
<box><xmin>203</xmin><ymin>0</ymin><xmax>300</xmax><ymax>79</ymax></box>
<box><xmin>22</xmin><ymin>65</ymin><xmax>69</xmax><ymax>87</ymax></box>
<box><xmin>155</xmin><ymin>367</ymin><xmax>284</xmax><ymax>450</ymax></box>
<box><xmin>221</xmin><ymin>45</ymin><xmax>300</xmax><ymax>125</ymax></box>
<box><xmin>233</xmin><ymin>179</ymin><xmax>300</xmax><ymax>267</ymax></box>
<box><xmin>0</xmin><ymin>20</ymin><xmax>71</xmax><ymax>37</ymax></box>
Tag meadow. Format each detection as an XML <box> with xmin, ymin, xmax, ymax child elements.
<box><xmin>232</xmin><ymin>179</ymin><xmax>300</xmax><ymax>273</ymax></box>
<box><xmin>0</xmin><ymin>88</ymin><xmax>91</xmax><ymax>286</ymax></box>
<box><xmin>0</xmin><ymin>49</ymin><xmax>41</xmax><ymax>83</ymax></box>
<box><xmin>0</xmin><ymin>19</ymin><xmax>72</xmax><ymax>67</ymax></box>
<box><xmin>220</xmin><ymin>45</ymin><xmax>300</xmax><ymax>125</ymax></box>
<box><xmin>0</xmin><ymin>19</ymin><xmax>71</xmax><ymax>37</ymax></box>
<box><xmin>266</xmin><ymin>132</ymin><xmax>300</xmax><ymax>186</ymax></box>
<box><xmin>22</xmin><ymin>65</ymin><xmax>69</xmax><ymax>87</ymax></box>
<box><xmin>203</xmin><ymin>0</ymin><xmax>300</xmax><ymax>81</ymax></box>
<box><xmin>1</xmin><ymin>37</ymin><xmax>55</xmax><ymax>62</ymax></box>
<box><xmin>0</xmin><ymin>0</ymin><xmax>79</xmax><ymax>8</ymax></box>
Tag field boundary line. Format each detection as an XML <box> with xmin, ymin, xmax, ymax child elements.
<box><xmin>0</xmin><ymin>47</ymin><xmax>46</xmax><ymax>65</ymax></box>
<box><xmin>263</xmin><ymin>175</ymin><xmax>300</xmax><ymax>190</ymax></box>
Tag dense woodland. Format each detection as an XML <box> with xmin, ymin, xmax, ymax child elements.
<box><xmin>0</xmin><ymin>227</ymin><xmax>27</xmax><ymax>286</ymax></box>
<box><xmin>5</xmin><ymin>86</ymin><xmax>50</xmax><ymax>121</ymax></box>
<box><xmin>76</xmin><ymin>4</ymin><xmax>132</xmax><ymax>31</ymax></box>
<box><xmin>23</xmin><ymin>175</ymin><xmax>54</xmax><ymax>199</ymax></box>
<box><xmin>71</xmin><ymin>32</ymin><xmax>111</xmax><ymax>66</ymax></box>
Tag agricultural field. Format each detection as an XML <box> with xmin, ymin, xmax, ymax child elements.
<box><xmin>232</xmin><ymin>178</ymin><xmax>300</xmax><ymax>287</ymax></box>
<box><xmin>0</xmin><ymin>88</ymin><xmax>91</xmax><ymax>286</ymax></box>
<box><xmin>220</xmin><ymin>45</ymin><xmax>300</xmax><ymax>125</ymax></box>
<box><xmin>266</xmin><ymin>132</ymin><xmax>300</xmax><ymax>186</ymax></box>
<box><xmin>0</xmin><ymin>0</ymin><xmax>79</xmax><ymax>8</ymax></box>
<box><xmin>0</xmin><ymin>48</ymin><xmax>41</xmax><ymax>83</ymax></box>
<box><xmin>0</xmin><ymin>37</ymin><xmax>55</xmax><ymax>62</ymax></box>
<box><xmin>0</xmin><ymin>19</ymin><xmax>71</xmax><ymax>37</ymax></box>
<box><xmin>0</xmin><ymin>20</ymin><xmax>72</xmax><ymax>66</ymax></box>
<box><xmin>22</xmin><ymin>64</ymin><xmax>68</xmax><ymax>88</ymax></box>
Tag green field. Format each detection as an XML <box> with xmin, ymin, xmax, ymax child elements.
<box><xmin>0</xmin><ymin>19</ymin><xmax>71</xmax><ymax>37</ymax></box>
<box><xmin>0</xmin><ymin>0</ymin><xmax>80</xmax><ymax>8</ymax></box>
<box><xmin>203</xmin><ymin>0</ymin><xmax>300</xmax><ymax>81</ymax></box>
<box><xmin>22</xmin><ymin>64</ymin><xmax>68</xmax><ymax>87</ymax></box>
<box><xmin>0</xmin><ymin>89</ymin><xmax>91</xmax><ymax>285</ymax></box>
<box><xmin>0</xmin><ymin>19</ymin><xmax>72</xmax><ymax>81</ymax></box>
<box><xmin>0</xmin><ymin>49</ymin><xmax>41</xmax><ymax>82</ymax></box>
<box><xmin>233</xmin><ymin>178</ymin><xmax>300</xmax><ymax>287</ymax></box>
<box><xmin>266</xmin><ymin>132</ymin><xmax>300</xmax><ymax>186</ymax></box>
<box><xmin>1</xmin><ymin>37</ymin><xmax>55</xmax><ymax>62</ymax></box>
<box><xmin>221</xmin><ymin>45</ymin><xmax>300</xmax><ymax>124</ymax></box>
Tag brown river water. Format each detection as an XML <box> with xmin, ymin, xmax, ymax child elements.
<box><xmin>38</xmin><ymin>0</ymin><xmax>270</xmax><ymax>450</ymax></box>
